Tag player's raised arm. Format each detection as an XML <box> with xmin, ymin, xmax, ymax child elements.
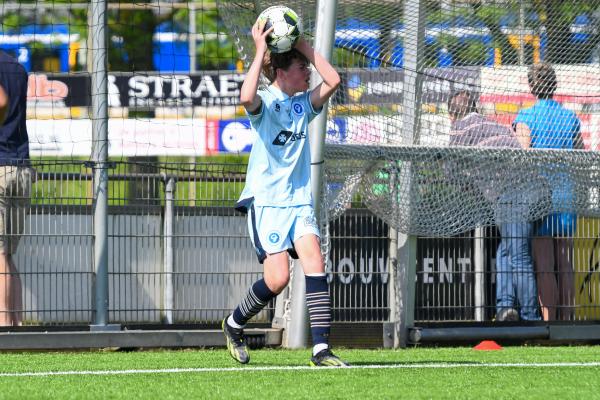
<box><xmin>240</xmin><ymin>20</ymin><xmax>274</xmax><ymax>114</ymax></box>
<box><xmin>294</xmin><ymin>37</ymin><xmax>341</xmax><ymax>110</ymax></box>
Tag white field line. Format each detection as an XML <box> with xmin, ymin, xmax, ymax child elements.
<box><xmin>1</xmin><ymin>362</ymin><xmax>600</xmax><ymax>378</ymax></box>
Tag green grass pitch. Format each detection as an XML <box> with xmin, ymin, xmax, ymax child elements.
<box><xmin>0</xmin><ymin>346</ymin><xmax>598</xmax><ymax>399</ymax></box>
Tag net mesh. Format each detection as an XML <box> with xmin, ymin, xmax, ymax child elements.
<box><xmin>218</xmin><ymin>0</ymin><xmax>600</xmax><ymax>236</ymax></box>
<box><xmin>1</xmin><ymin>1</ymin><xmax>240</xmax><ymax>160</ymax></box>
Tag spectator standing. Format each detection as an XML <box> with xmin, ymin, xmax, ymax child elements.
<box><xmin>514</xmin><ymin>62</ymin><xmax>583</xmax><ymax>321</ymax></box>
<box><xmin>0</xmin><ymin>50</ymin><xmax>33</xmax><ymax>326</ymax></box>
<box><xmin>448</xmin><ymin>90</ymin><xmax>540</xmax><ymax>321</ymax></box>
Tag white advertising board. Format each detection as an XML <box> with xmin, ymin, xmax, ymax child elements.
<box><xmin>480</xmin><ymin>64</ymin><xmax>600</xmax><ymax>99</ymax></box>
<box><xmin>27</xmin><ymin>118</ymin><xmax>207</xmax><ymax>157</ymax></box>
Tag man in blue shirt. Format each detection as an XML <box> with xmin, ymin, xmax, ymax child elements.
<box><xmin>222</xmin><ymin>18</ymin><xmax>346</xmax><ymax>367</ymax></box>
<box><xmin>514</xmin><ymin>62</ymin><xmax>583</xmax><ymax>321</ymax></box>
<box><xmin>0</xmin><ymin>50</ymin><xmax>34</xmax><ymax>326</ymax></box>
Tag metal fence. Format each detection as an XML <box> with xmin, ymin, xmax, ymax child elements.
<box><xmin>16</xmin><ymin>161</ymin><xmax>393</xmax><ymax>327</ymax></box>
<box><xmin>18</xmin><ymin>161</ymin><xmax>264</xmax><ymax>326</ymax></box>
<box><xmin>414</xmin><ymin>223</ymin><xmax>600</xmax><ymax>325</ymax></box>
<box><xmin>11</xmin><ymin>161</ymin><xmax>600</xmax><ymax>332</ymax></box>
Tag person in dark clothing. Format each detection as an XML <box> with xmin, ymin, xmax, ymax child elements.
<box><xmin>448</xmin><ymin>90</ymin><xmax>540</xmax><ymax>322</ymax></box>
<box><xmin>0</xmin><ymin>50</ymin><xmax>34</xmax><ymax>326</ymax></box>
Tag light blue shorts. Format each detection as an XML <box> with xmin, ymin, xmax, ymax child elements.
<box><xmin>247</xmin><ymin>203</ymin><xmax>320</xmax><ymax>264</ymax></box>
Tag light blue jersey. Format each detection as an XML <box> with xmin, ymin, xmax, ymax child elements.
<box><xmin>236</xmin><ymin>85</ymin><xmax>321</xmax><ymax>212</ymax></box>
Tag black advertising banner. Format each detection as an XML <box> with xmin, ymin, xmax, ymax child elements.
<box><xmin>115</xmin><ymin>72</ymin><xmax>245</xmax><ymax>107</ymax></box>
<box><xmin>484</xmin><ymin>226</ymin><xmax>501</xmax><ymax>320</ymax></box>
<box><xmin>27</xmin><ymin>73</ymin><xmax>91</xmax><ymax>107</ymax></box>
<box><xmin>415</xmin><ymin>233</ymin><xmax>476</xmax><ymax>321</ymax></box>
<box><xmin>327</xmin><ymin>210</ymin><xmax>488</xmax><ymax>323</ymax></box>
<box><xmin>29</xmin><ymin>68</ymin><xmax>479</xmax><ymax>109</ymax></box>
<box><xmin>327</xmin><ymin>211</ymin><xmax>390</xmax><ymax>322</ymax></box>
<box><xmin>337</xmin><ymin>67</ymin><xmax>481</xmax><ymax>105</ymax></box>
<box><xmin>27</xmin><ymin>72</ymin><xmax>246</xmax><ymax>108</ymax></box>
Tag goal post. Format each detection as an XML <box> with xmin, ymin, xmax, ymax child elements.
<box><xmin>90</xmin><ymin>0</ymin><xmax>111</xmax><ymax>329</ymax></box>
<box><xmin>286</xmin><ymin>0</ymin><xmax>340</xmax><ymax>349</ymax></box>
<box><xmin>391</xmin><ymin>0</ymin><xmax>425</xmax><ymax>348</ymax></box>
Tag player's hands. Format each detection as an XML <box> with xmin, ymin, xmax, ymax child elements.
<box><xmin>252</xmin><ymin>19</ymin><xmax>274</xmax><ymax>54</ymax></box>
<box><xmin>294</xmin><ymin>36</ymin><xmax>310</xmax><ymax>51</ymax></box>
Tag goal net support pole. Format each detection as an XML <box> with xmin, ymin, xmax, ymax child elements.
<box><xmin>285</xmin><ymin>0</ymin><xmax>339</xmax><ymax>349</ymax></box>
<box><xmin>392</xmin><ymin>0</ymin><xmax>425</xmax><ymax>348</ymax></box>
<box><xmin>90</xmin><ymin>0</ymin><xmax>111</xmax><ymax>329</ymax></box>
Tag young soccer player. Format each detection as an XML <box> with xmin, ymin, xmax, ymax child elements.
<box><xmin>222</xmin><ymin>18</ymin><xmax>346</xmax><ymax>367</ymax></box>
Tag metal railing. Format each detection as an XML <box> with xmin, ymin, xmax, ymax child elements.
<box><xmin>18</xmin><ymin>160</ymin><xmax>392</xmax><ymax>327</ymax></box>
<box><xmin>8</xmin><ymin>160</ymin><xmax>600</xmax><ymax>347</ymax></box>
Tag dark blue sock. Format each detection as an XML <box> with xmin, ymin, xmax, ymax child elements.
<box><xmin>232</xmin><ymin>279</ymin><xmax>276</xmax><ymax>326</ymax></box>
<box><xmin>305</xmin><ymin>275</ymin><xmax>331</xmax><ymax>346</ymax></box>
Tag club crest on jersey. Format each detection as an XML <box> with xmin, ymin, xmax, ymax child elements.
<box><xmin>272</xmin><ymin>130</ymin><xmax>306</xmax><ymax>146</ymax></box>
<box><xmin>292</xmin><ymin>103</ymin><xmax>304</xmax><ymax>116</ymax></box>
<box><xmin>274</xmin><ymin>103</ymin><xmax>280</xmax><ymax>112</ymax></box>
<box><xmin>267</xmin><ymin>231</ymin><xmax>281</xmax><ymax>244</ymax></box>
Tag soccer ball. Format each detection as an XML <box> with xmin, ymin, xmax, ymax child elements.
<box><xmin>257</xmin><ymin>6</ymin><xmax>302</xmax><ymax>54</ymax></box>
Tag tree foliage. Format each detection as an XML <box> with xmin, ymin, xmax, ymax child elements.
<box><xmin>1</xmin><ymin>1</ymin><xmax>599</xmax><ymax>70</ymax></box>
<box><xmin>108</xmin><ymin>7</ymin><xmax>166</xmax><ymax>71</ymax></box>
<box><xmin>532</xmin><ymin>0</ymin><xmax>600</xmax><ymax>64</ymax></box>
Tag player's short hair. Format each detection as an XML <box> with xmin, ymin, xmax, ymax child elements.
<box><xmin>528</xmin><ymin>62</ymin><xmax>557</xmax><ymax>99</ymax></box>
<box><xmin>262</xmin><ymin>49</ymin><xmax>309</xmax><ymax>83</ymax></box>
<box><xmin>447</xmin><ymin>90</ymin><xmax>478</xmax><ymax>119</ymax></box>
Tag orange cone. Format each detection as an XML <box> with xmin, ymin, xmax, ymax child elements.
<box><xmin>473</xmin><ymin>340</ymin><xmax>503</xmax><ymax>351</ymax></box>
